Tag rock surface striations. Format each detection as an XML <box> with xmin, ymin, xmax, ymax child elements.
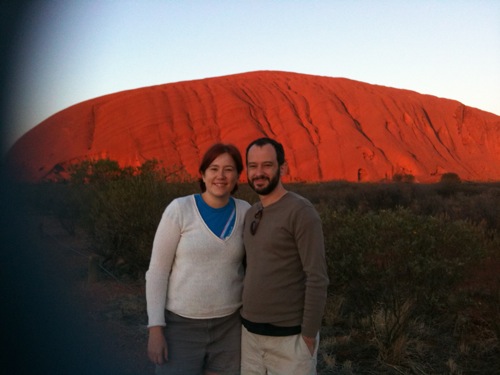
<box><xmin>6</xmin><ymin>71</ymin><xmax>500</xmax><ymax>182</ymax></box>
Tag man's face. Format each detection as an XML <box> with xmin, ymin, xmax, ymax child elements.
<box><xmin>246</xmin><ymin>144</ymin><xmax>281</xmax><ymax>195</ymax></box>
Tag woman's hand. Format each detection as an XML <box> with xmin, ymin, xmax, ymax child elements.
<box><xmin>148</xmin><ymin>326</ymin><xmax>169</xmax><ymax>365</ymax></box>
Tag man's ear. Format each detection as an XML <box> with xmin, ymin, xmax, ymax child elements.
<box><xmin>280</xmin><ymin>161</ymin><xmax>289</xmax><ymax>176</ymax></box>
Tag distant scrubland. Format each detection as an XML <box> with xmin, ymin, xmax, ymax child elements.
<box><xmin>22</xmin><ymin>159</ymin><xmax>499</xmax><ymax>374</ymax></box>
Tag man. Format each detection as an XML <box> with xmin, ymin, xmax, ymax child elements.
<box><xmin>241</xmin><ymin>137</ymin><xmax>329</xmax><ymax>374</ymax></box>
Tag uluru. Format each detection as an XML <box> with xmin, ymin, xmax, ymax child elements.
<box><xmin>5</xmin><ymin>71</ymin><xmax>500</xmax><ymax>183</ymax></box>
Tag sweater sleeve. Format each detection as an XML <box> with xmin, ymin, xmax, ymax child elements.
<box><xmin>145</xmin><ymin>199</ymin><xmax>182</xmax><ymax>327</ymax></box>
<box><xmin>295</xmin><ymin>204</ymin><xmax>330</xmax><ymax>337</ymax></box>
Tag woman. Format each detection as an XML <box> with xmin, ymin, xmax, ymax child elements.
<box><xmin>146</xmin><ymin>143</ymin><xmax>250</xmax><ymax>375</ymax></box>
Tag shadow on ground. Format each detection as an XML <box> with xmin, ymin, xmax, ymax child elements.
<box><xmin>1</xmin><ymin>177</ymin><xmax>153</xmax><ymax>375</ymax></box>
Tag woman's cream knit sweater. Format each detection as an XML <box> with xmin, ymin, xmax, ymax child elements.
<box><xmin>146</xmin><ymin>195</ymin><xmax>250</xmax><ymax>327</ymax></box>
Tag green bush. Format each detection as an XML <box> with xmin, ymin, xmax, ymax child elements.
<box><xmin>28</xmin><ymin>158</ymin><xmax>258</xmax><ymax>277</ymax></box>
<box><xmin>317</xmin><ymin>206</ymin><xmax>497</xmax><ymax>372</ymax></box>
<box><xmin>291</xmin><ymin>180</ymin><xmax>500</xmax><ymax>231</ymax></box>
<box><xmin>83</xmin><ymin>176</ymin><xmax>194</xmax><ymax>277</ymax></box>
<box><xmin>23</xmin><ymin>161</ymin><xmax>499</xmax><ymax>373</ymax></box>
<box><xmin>321</xmin><ymin>208</ymin><xmax>489</xmax><ymax>315</ymax></box>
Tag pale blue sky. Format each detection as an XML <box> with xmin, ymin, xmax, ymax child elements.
<box><xmin>4</xmin><ymin>0</ymin><xmax>500</xmax><ymax>149</ymax></box>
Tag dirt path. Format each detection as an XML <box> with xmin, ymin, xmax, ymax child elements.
<box><xmin>2</xmin><ymin>211</ymin><xmax>154</xmax><ymax>374</ymax></box>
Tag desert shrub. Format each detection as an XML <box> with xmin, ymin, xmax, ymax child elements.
<box><xmin>68</xmin><ymin>158</ymin><xmax>125</xmax><ymax>185</ymax></box>
<box><xmin>318</xmin><ymin>206</ymin><xmax>495</xmax><ymax>371</ymax></box>
<box><xmin>78</xmin><ymin>163</ymin><xmax>196</xmax><ymax>277</ymax></box>
<box><xmin>414</xmin><ymin>187</ymin><xmax>500</xmax><ymax>231</ymax></box>
<box><xmin>22</xmin><ymin>170</ymin><xmax>499</xmax><ymax>372</ymax></box>
<box><xmin>35</xmin><ymin>159</ymin><xmax>136</xmax><ymax>234</ymax></box>
<box><xmin>27</xmin><ymin>158</ymin><xmax>256</xmax><ymax>278</ymax></box>
<box><xmin>321</xmin><ymin>207</ymin><xmax>491</xmax><ymax>313</ymax></box>
<box><xmin>392</xmin><ymin>173</ymin><xmax>415</xmax><ymax>183</ymax></box>
<box><xmin>23</xmin><ymin>180</ymin><xmax>87</xmax><ymax>235</ymax></box>
<box><xmin>21</xmin><ymin>173</ymin><xmax>499</xmax><ymax>373</ymax></box>
<box><xmin>83</xmin><ymin>174</ymin><xmax>197</xmax><ymax>277</ymax></box>
<box><xmin>440</xmin><ymin>172</ymin><xmax>461</xmax><ymax>184</ymax></box>
<box><xmin>291</xmin><ymin>181</ymin><xmax>500</xmax><ymax>232</ymax></box>
<box><xmin>38</xmin><ymin>159</ymin><xmax>196</xmax><ymax>277</ymax></box>
<box><xmin>290</xmin><ymin>181</ymin><xmax>419</xmax><ymax>214</ymax></box>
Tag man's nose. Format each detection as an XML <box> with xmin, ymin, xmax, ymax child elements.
<box><xmin>254</xmin><ymin>165</ymin><xmax>264</xmax><ymax>175</ymax></box>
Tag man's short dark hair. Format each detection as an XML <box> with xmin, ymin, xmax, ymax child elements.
<box><xmin>245</xmin><ymin>137</ymin><xmax>285</xmax><ymax>166</ymax></box>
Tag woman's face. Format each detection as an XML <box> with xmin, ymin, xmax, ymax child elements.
<box><xmin>202</xmin><ymin>152</ymin><xmax>239</xmax><ymax>202</ymax></box>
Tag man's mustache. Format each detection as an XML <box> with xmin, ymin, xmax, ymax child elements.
<box><xmin>251</xmin><ymin>175</ymin><xmax>269</xmax><ymax>182</ymax></box>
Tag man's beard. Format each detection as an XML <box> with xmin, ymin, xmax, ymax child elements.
<box><xmin>248</xmin><ymin>169</ymin><xmax>280</xmax><ymax>195</ymax></box>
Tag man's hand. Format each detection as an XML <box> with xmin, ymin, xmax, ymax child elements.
<box><xmin>302</xmin><ymin>335</ymin><xmax>316</xmax><ymax>356</ymax></box>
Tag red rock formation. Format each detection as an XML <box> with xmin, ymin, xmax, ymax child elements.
<box><xmin>5</xmin><ymin>71</ymin><xmax>500</xmax><ymax>182</ymax></box>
